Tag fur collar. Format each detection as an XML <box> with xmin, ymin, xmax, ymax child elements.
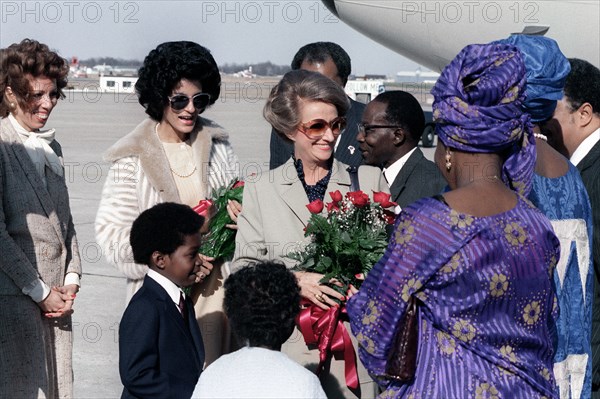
<box><xmin>103</xmin><ymin>118</ymin><xmax>229</xmax><ymax>202</ymax></box>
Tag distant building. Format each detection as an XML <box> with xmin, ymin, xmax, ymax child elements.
<box><xmin>395</xmin><ymin>68</ymin><xmax>440</xmax><ymax>84</ymax></box>
<box><xmin>99</xmin><ymin>75</ymin><xmax>138</xmax><ymax>93</ymax></box>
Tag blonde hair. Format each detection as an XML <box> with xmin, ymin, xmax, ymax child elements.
<box><xmin>264</xmin><ymin>69</ymin><xmax>349</xmax><ymax>138</ymax></box>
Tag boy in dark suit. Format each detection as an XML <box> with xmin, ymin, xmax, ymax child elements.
<box><xmin>119</xmin><ymin>202</ymin><xmax>207</xmax><ymax>399</ymax></box>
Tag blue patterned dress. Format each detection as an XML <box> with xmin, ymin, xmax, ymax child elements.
<box><xmin>529</xmin><ymin>165</ymin><xmax>594</xmax><ymax>399</ymax></box>
<box><xmin>347</xmin><ymin>195</ymin><xmax>560</xmax><ymax>398</ymax></box>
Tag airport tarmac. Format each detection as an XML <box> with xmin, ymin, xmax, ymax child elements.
<box><xmin>46</xmin><ymin>83</ymin><xmax>436</xmax><ymax>398</ymax></box>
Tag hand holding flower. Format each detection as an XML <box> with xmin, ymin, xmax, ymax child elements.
<box><xmin>197</xmin><ymin>179</ymin><xmax>244</xmax><ymax>260</ymax></box>
<box><xmin>195</xmin><ymin>253</ymin><xmax>215</xmax><ymax>283</ymax></box>
<box><xmin>294</xmin><ymin>271</ymin><xmax>345</xmax><ymax>310</ymax></box>
<box><xmin>225</xmin><ymin>199</ymin><xmax>242</xmax><ymax>230</ymax></box>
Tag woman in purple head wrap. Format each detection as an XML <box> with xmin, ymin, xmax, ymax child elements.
<box><xmin>347</xmin><ymin>43</ymin><xmax>560</xmax><ymax>398</ymax></box>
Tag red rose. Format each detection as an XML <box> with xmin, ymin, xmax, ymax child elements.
<box><xmin>232</xmin><ymin>180</ymin><xmax>245</xmax><ymax>189</ymax></box>
<box><xmin>329</xmin><ymin>190</ymin><xmax>343</xmax><ymax>203</ymax></box>
<box><xmin>306</xmin><ymin>199</ymin><xmax>324</xmax><ymax>214</ymax></box>
<box><xmin>346</xmin><ymin>191</ymin><xmax>369</xmax><ymax>208</ymax></box>
<box><xmin>326</xmin><ymin>201</ymin><xmax>340</xmax><ymax>213</ymax></box>
<box><xmin>193</xmin><ymin>199</ymin><xmax>214</xmax><ymax>217</ymax></box>
<box><xmin>373</xmin><ymin>191</ymin><xmax>398</xmax><ymax>209</ymax></box>
<box><xmin>383</xmin><ymin>209</ymin><xmax>396</xmax><ymax>225</ymax></box>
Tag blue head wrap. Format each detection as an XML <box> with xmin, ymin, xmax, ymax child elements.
<box><xmin>495</xmin><ymin>35</ymin><xmax>571</xmax><ymax>123</ymax></box>
<box><xmin>432</xmin><ymin>42</ymin><xmax>535</xmax><ymax>197</ymax></box>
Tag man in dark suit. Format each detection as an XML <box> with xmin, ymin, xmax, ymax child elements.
<box><xmin>119</xmin><ymin>203</ymin><xmax>207</xmax><ymax>399</ymax></box>
<box><xmin>357</xmin><ymin>90</ymin><xmax>446</xmax><ymax>211</ymax></box>
<box><xmin>547</xmin><ymin>58</ymin><xmax>600</xmax><ymax>398</ymax></box>
<box><xmin>269</xmin><ymin>42</ymin><xmax>365</xmax><ymax>169</ymax></box>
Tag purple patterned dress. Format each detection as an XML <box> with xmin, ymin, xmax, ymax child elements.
<box><xmin>347</xmin><ymin>195</ymin><xmax>560</xmax><ymax>398</ymax></box>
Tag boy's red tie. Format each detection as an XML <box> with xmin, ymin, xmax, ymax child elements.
<box><xmin>179</xmin><ymin>292</ymin><xmax>187</xmax><ymax>322</ymax></box>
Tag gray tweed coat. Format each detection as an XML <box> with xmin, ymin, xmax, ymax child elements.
<box><xmin>0</xmin><ymin>117</ymin><xmax>81</xmax><ymax>398</ymax></box>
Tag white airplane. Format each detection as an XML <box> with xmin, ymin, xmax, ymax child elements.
<box><xmin>322</xmin><ymin>0</ymin><xmax>600</xmax><ymax>71</ymax></box>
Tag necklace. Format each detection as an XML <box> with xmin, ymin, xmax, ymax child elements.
<box><xmin>169</xmin><ymin>164</ymin><xmax>197</xmax><ymax>178</ymax></box>
<box><xmin>534</xmin><ymin>132</ymin><xmax>548</xmax><ymax>141</ymax></box>
<box><xmin>156</xmin><ymin>123</ymin><xmax>197</xmax><ymax>178</ymax></box>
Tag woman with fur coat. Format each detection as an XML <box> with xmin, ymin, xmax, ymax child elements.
<box><xmin>95</xmin><ymin>41</ymin><xmax>239</xmax><ymax>367</ymax></box>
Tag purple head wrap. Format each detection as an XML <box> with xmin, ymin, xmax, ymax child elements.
<box><xmin>431</xmin><ymin>43</ymin><xmax>535</xmax><ymax>197</ymax></box>
<box><xmin>495</xmin><ymin>35</ymin><xmax>570</xmax><ymax>123</ymax></box>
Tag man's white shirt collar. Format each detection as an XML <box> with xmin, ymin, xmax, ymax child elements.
<box><xmin>383</xmin><ymin>147</ymin><xmax>417</xmax><ymax>215</ymax></box>
<box><xmin>570</xmin><ymin>127</ymin><xmax>600</xmax><ymax>166</ymax></box>
<box><xmin>383</xmin><ymin>147</ymin><xmax>417</xmax><ymax>186</ymax></box>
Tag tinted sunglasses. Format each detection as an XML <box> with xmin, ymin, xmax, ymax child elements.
<box><xmin>167</xmin><ymin>93</ymin><xmax>211</xmax><ymax>111</ymax></box>
<box><xmin>297</xmin><ymin>116</ymin><xmax>347</xmax><ymax>140</ymax></box>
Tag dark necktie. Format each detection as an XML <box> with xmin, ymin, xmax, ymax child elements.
<box><xmin>178</xmin><ymin>292</ymin><xmax>188</xmax><ymax>322</ymax></box>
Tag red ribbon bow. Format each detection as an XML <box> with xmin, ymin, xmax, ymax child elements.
<box><xmin>193</xmin><ymin>199</ymin><xmax>213</xmax><ymax>217</ymax></box>
<box><xmin>297</xmin><ymin>300</ymin><xmax>359</xmax><ymax>390</ymax></box>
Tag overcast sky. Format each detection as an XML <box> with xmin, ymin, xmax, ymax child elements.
<box><xmin>0</xmin><ymin>0</ymin><xmax>423</xmax><ymax>76</ymax></box>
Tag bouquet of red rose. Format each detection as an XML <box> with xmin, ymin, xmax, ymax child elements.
<box><xmin>193</xmin><ymin>179</ymin><xmax>244</xmax><ymax>261</ymax></box>
<box><xmin>288</xmin><ymin>189</ymin><xmax>396</xmax><ymax>293</ymax></box>
<box><xmin>287</xmin><ymin>190</ymin><xmax>396</xmax><ymax>390</ymax></box>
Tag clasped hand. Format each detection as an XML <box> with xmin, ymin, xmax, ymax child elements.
<box><xmin>39</xmin><ymin>283</ymin><xmax>78</xmax><ymax>318</ymax></box>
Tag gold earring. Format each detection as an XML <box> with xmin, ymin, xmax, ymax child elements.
<box><xmin>445</xmin><ymin>151</ymin><xmax>452</xmax><ymax>171</ymax></box>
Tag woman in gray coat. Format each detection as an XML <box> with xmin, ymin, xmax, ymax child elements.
<box><xmin>0</xmin><ymin>39</ymin><xmax>82</xmax><ymax>398</ymax></box>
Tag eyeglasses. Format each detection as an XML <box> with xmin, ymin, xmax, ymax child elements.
<box><xmin>167</xmin><ymin>93</ymin><xmax>211</xmax><ymax>111</ymax></box>
<box><xmin>357</xmin><ymin>122</ymin><xmax>403</xmax><ymax>135</ymax></box>
<box><xmin>297</xmin><ymin>117</ymin><xmax>346</xmax><ymax>140</ymax></box>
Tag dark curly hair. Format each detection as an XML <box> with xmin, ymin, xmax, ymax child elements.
<box><xmin>291</xmin><ymin>42</ymin><xmax>352</xmax><ymax>86</ymax></box>
<box><xmin>224</xmin><ymin>261</ymin><xmax>301</xmax><ymax>349</ymax></box>
<box><xmin>0</xmin><ymin>38</ymin><xmax>69</xmax><ymax>117</ymax></box>
<box><xmin>373</xmin><ymin>91</ymin><xmax>425</xmax><ymax>142</ymax></box>
<box><xmin>130</xmin><ymin>202</ymin><xmax>204</xmax><ymax>266</ymax></box>
<box><xmin>135</xmin><ymin>41</ymin><xmax>221</xmax><ymax>121</ymax></box>
<box><xmin>564</xmin><ymin>58</ymin><xmax>600</xmax><ymax>116</ymax></box>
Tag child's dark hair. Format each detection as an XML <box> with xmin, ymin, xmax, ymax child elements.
<box><xmin>224</xmin><ymin>261</ymin><xmax>301</xmax><ymax>349</ymax></box>
<box><xmin>130</xmin><ymin>202</ymin><xmax>204</xmax><ymax>265</ymax></box>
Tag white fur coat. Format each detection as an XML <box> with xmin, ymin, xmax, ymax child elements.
<box><xmin>95</xmin><ymin>118</ymin><xmax>239</xmax><ymax>300</ymax></box>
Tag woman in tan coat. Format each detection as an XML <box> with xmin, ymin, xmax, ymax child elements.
<box><xmin>233</xmin><ymin>70</ymin><xmax>388</xmax><ymax>399</ymax></box>
<box><xmin>95</xmin><ymin>41</ymin><xmax>239</xmax><ymax>367</ymax></box>
<box><xmin>0</xmin><ymin>39</ymin><xmax>82</xmax><ymax>398</ymax></box>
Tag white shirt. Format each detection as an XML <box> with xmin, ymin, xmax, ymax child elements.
<box><xmin>383</xmin><ymin>147</ymin><xmax>417</xmax><ymax>214</ymax></box>
<box><xmin>192</xmin><ymin>346</ymin><xmax>327</xmax><ymax>399</ymax></box>
<box><xmin>147</xmin><ymin>269</ymin><xmax>185</xmax><ymax>311</ymax></box>
<box><xmin>570</xmin><ymin>127</ymin><xmax>600</xmax><ymax>166</ymax></box>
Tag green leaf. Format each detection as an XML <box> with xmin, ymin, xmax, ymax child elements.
<box><xmin>340</xmin><ymin>231</ymin><xmax>352</xmax><ymax>244</ymax></box>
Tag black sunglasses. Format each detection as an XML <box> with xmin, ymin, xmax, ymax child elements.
<box><xmin>167</xmin><ymin>93</ymin><xmax>211</xmax><ymax>111</ymax></box>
